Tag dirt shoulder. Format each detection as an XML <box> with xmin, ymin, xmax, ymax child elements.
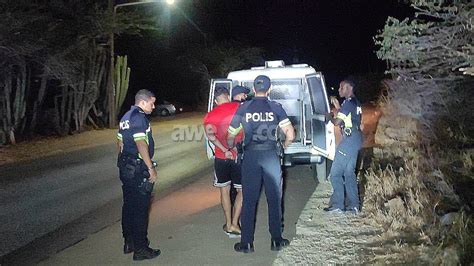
<box><xmin>275</xmin><ymin>181</ymin><xmax>382</xmax><ymax>265</ymax></box>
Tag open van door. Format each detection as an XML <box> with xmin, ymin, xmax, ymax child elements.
<box><xmin>306</xmin><ymin>73</ymin><xmax>335</xmax><ymax>160</ymax></box>
<box><xmin>206</xmin><ymin>79</ymin><xmax>233</xmax><ymax>159</ymax></box>
<box><xmin>306</xmin><ymin>73</ymin><xmax>336</xmax><ymax>181</ymax></box>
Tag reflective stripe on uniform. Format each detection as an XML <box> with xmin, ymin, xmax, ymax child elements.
<box><xmin>336</xmin><ymin>112</ymin><xmax>353</xmax><ymax>128</ymax></box>
<box><xmin>228</xmin><ymin>124</ymin><xmax>242</xmax><ymax>136</ymax></box>
<box><xmin>278</xmin><ymin>118</ymin><xmax>291</xmax><ymax>128</ymax></box>
<box><xmin>133</xmin><ymin>132</ymin><xmax>147</xmax><ymax>140</ymax></box>
<box><xmin>117</xmin><ymin>133</ymin><xmax>123</xmax><ymax>140</ymax></box>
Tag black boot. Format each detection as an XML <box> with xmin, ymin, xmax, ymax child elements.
<box><xmin>123</xmin><ymin>238</ymin><xmax>134</xmax><ymax>254</ymax></box>
<box><xmin>133</xmin><ymin>247</ymin><xmax>161</xmax><ymax>261</ymax></box>
<box><xmin>271</xmin><ymin>238</ymin><xmax>290</xmax><ymax>251</ymax></box>
<box><xmin>234</xmin><ymin>242</ymin><xmax>254</xmax><ymax>253</ymax></box>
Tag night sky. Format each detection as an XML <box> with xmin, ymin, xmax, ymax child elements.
<box><xmin>116</xmin><ymin>0</ymin><xmax>413</xmax><ymax>104</ymax></box>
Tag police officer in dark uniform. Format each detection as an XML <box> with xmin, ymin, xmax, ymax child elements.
<box><xmin>228</xmin><ymin>75</ymin><xmax>295</xmax><ymax>253</ymax></box>
<box><xmin>229</xmin><ymin>85</ymin><xmax>250</xmax><ymax>206</ymax></box>
<box><xmin>232</xmin><ymin>85</ymin><xmax>250</xmax><ymax>103</ymax></box>
<box><xmin>116</xmin><ymin>89</ymin><xmax>161</xmax><ymax>261</ymax></box>
<box><xmin>325</xmin><ymin>79</ymin><xmax>363</xmax><ymax>214</ymax></box>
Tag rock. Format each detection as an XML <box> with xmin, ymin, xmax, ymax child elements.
<box><xmin>375</xmin><ymin>108</ymin><xmax>420</xmax><ymax>147</ymax></box>
<box><xmin>440</xmin><ymin>212</ymin><xmax>458</xmax><ymax>226</ymax></box>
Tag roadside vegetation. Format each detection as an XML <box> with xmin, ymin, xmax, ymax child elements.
<box><xmin>362</xmin><ymin>0</ymin><xmax>473</xmax><ymax>264</ymax></box>
<box><xmin>0</xmin><ymin>0</ymin><xmax>158</xmax><ymax>143</ymax></box>
<box><xmin>0</xmin><ymin>0</ymin><xmax>264</xmax><ymax>145</ymax></box>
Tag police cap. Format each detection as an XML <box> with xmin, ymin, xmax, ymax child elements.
<box><xmin>254</xmin><ymin>75</ymin><xmax>271</xmax><ymax>92</ymax></box>
<box><xmin>232</xmin><ymin>85</ymin><xmax>250</xmax><ymax>98</ymax></box>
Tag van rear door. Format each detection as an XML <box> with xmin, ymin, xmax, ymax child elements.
<box><xmin>305</xmin><ymin>73</ymin><xmax>336</xmax><ymax>160</ymax></box>
<box><xmin>206</xmin><ymin>79</ymin><xmax>233</xmax><ymax>159</ymax></box>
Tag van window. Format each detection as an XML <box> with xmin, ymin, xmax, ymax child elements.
<box><xmin>269</xmin><ymin>79</ymin><xmax>303</xmax><ymax>142</ymax></box>
<box><xmin>307</xmin><ymin>76</ymin><xmax>329</xmax><ymax>114</ymax></box>
<box><xmin>269</xmin><ymin>80</ymin><xmax>301</xmax><ymax>100</ymax></box>
<box><xmin>241</xmin><ymin>81</ymin><xmax>255</xmax><ymax>99</ymax></box>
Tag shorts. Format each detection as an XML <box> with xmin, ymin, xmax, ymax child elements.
<box><xmin>213</xmin><ymin>158</ymin><xmax>242</xmax><ymax>189</ymax></box>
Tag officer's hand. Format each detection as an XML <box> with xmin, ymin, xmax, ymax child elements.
<box><xmin>148</xmin><ymin>168</ymin><xmax>157</xmax><ymax>183</ymax></box>
<box><xmin>330</xmin><ymin>96</ymin><xmax>340</xmax><ymax>109</ymax></box>
<box><xmin>325</xmin><ymin>112</ymin><xmax>333</xmax><ymax>123</ymax></box>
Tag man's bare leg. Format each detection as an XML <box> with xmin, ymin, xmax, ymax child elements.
<box><xmin>230</xmin><ymin>188</ymin><xmax>242</xmax><ymax>233</ymax></box>
<box><xmin>220</xmin><ymin>186</ymin><xmax>232</xmax><ymax>231</ymax></box>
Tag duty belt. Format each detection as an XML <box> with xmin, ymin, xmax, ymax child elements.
<box><xmin>244</xmin><ymin>143</ymin><xmax>276</xmax><ymax>151</ymax></box>
<box><xmin>120</xmin><ymin>152</ymin><xmax>141</xmax><ymax>161</ymax></box>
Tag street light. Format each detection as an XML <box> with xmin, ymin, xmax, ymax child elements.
<box><xmin>107</xmin><ymin>0</ymin><xmax>175</xmax><ymax>127</ymax></box>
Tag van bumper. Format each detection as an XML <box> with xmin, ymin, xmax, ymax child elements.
<box><xmin>283</xmin><ymin>153</ymin><xmax>323</xmax><ymax>167</ymax></box>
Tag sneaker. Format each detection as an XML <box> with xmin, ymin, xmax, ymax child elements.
<box><xmin>270</xmin><ymin>238</ymin><xmax>290</xmax><ymax>251</ymax></box>
<box><xmin>323</xmin><ymin>207</ymin><xmax>343</xmax><ymax>213</ymax></box>
<box><xmin>345</xmin><ymin>207</ymin><xmax>360</xmax><ymax>214</ymax></box>
<box><xmin>133</xmin><ymin>247</ymin><xmax>161</xmax><ymax>261</ymax></box>
<box><xmin>234</xmin><ymin>242</ymin><xmax>254</xmax><ymax>253</ymax></box>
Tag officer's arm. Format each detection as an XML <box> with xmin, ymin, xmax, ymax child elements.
<box><xmin>227</xmin><ymin>107</ymin><xmax>244</xmax><ymax>148</ymax></box>
<box><xmin>274</xmin><ymin>104</ymin><xmax>295</xmax><ymax>148</ymax></box>
<box><xmin>117</xmin><ymin>140</ymin><xmax>123</xmax><ymax>153</ymax></box>
<box><xmin>227</xmin><ymin>132</ymin><xmax>237</xmax><ymax>148</ymax></box>
<box><xmin>116</xmin><ymin>133</ymin><xmax>124</xmax><ymax>153</ymax></box>
<box><xmin>131</xmin><ymin>115</ymin><xmax>157</xmax><ymax>182</ymax></box>
<box><xmin>328</xmin><ymin>114</ymin><xmax>343</xmax><ymax>126</ymax></box>
<box><xmin>281</xmin><ymin>123</ymin><xmax>295</xmax><ymax>149</ymax></box>
<box><xmin>136</xmin><ymin>140</ymin><xmax>154</xmax><ymax>170</ymax></box>
<box><xmin>227</xmin><ymin>122</ymin><xmax>243</xmax><ymax>148</ymax></box>
<box><xmin>332</xmin><ymin>101</ymin><xmax>352</xmax><ymax>127</ymax></box>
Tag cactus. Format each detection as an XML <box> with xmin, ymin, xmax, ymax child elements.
<box><xmin>115</xmin><ymin>55</ymin><xmax>131</xmax><ymax>114</ymax></box>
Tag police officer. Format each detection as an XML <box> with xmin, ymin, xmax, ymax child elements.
<box><xmin>232</xmin><ymin>85</ymin><xmax>250</xmax><ymax>103</ymax></box>
<box><xmin>325</xmin><ymin>79</ymin><xmax>363</xmax><ymax>214</ymax></box>
<box><xmin>228</xmin><ymin>75</ymin><xmax>295</xmax><ymax>253</ymax></box>
<box><xmin>116</xmin><ymin>89</ymin><xmax>161</xmax><ymax>261</ymax></box>
<box><xmin>229</xmin><ymin>85</ymin><xmax>250</xmax><ymax>206</ymax></box>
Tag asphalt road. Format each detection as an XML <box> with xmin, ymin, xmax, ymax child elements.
<box><xmin>39</xmin><ymin>166</ymin><xmax>317</xmax><ymax>265</ymax></box>
<box><xmin>0</xmin><ymin>114</ymin><xmax>211</xmax><ymax>264</ymax></box>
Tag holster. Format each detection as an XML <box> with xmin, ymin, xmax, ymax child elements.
<box><xmin>118</xmin><ymin>153</ymin><xmax>156</xmax><ymax>194</ymax></box>
<box><xmin>138</xmin><ymin>169</ymin><xmax>154</xmax><ymax>195</ymax></box>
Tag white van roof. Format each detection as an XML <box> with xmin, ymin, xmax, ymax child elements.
<box><xmin>227</xmin><ymin>61</ymin><xmax>318</xmax><ymax>81</ymax></box>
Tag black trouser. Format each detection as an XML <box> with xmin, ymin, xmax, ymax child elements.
<box><xmin>118</xmin><ymin>154</ymin><xmax>152</xmax><ymax>249</ymax></box>
<box><xmin>240</xmin><ymin>149</ymin><xmax>283</xmax><ymax>244</ymax></box>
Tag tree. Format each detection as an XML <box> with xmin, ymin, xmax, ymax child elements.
<box><xmin>375</xmin><ymin>0</ymin><xmax>473</xmax><ymax>139</ymax></box>
<box><xmin>179</xmin><ymin>40</ymin><xmax>264</xmax><ymax>109</ymax></box>
<box><xmin>370</xmin><ymin>1</ymin><xmax>474</xmax><ymax>263</ymax></box>
<box><xmin>0</xmin><ymin>0</ymin><xmax>166</xmax><ymax>143</ymax></box>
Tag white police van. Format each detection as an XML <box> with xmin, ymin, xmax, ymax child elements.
<box><xmin>206</xmin><ymin>60</ymin><xmax>336</xmax><ymax>181</ymax></box>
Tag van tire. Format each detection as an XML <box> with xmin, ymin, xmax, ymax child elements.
<box><xmin>312</xmin><ymin>158</ymin><xmax>331</xmax><ymax>183</ymax></box>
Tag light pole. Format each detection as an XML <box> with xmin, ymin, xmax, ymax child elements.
<box><xmin>107</xmin><ymin>0</ymin><xmax>175</xmax><ymax>127</ymax></box>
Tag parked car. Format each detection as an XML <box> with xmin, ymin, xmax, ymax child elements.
<box><xmin>154</xmin><ymin>100</ymin><xmax>176</xmax><ymax>116</ymax></box>
<box><xmin>169</xmin><ymin>101</ymin><xmax>193</xmax><ymax>113</ymax></box>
